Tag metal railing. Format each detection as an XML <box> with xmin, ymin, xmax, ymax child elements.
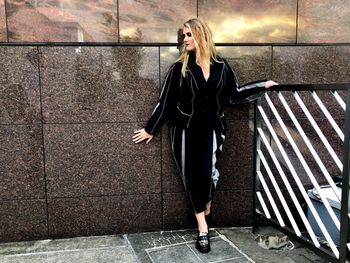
<box><xmin>253</xmin><ymin>83</ymin><xmax>350</xmax><ymax>262</ymax></box>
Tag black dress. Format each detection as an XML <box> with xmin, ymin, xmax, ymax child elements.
<box><xmin>145</xmin><ymin>53</ymin><xmax>265</xmax><ymax>213</ymax></box>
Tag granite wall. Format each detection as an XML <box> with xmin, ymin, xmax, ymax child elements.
<box><xmin>0</xmin><ymin>0</ymin><xmax>350</xmax><ymax>242</ymax></box>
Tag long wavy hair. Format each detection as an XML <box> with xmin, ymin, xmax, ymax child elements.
<box><xmin>177</xmin><ymin>17</ymin><xmax>220</xmax><ymax>77</ymax></box>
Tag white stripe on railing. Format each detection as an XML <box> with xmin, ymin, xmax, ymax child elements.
<box><xmin>332</xmin><ymin>91</ymin><xmax>346</xmax><ymax>111</ymax></box>
<box><xmin>312</xmin><ymin>91</ymin><xmax>344</xmax><ymax>142</ymax></box>
<box><xmin>293</xmin><ymin>92</ymin><xmax>342</xmax><ymax>172</ymax></box>
<box><xmin>256</xmin><ymin>121</ymin><xmax>319</xmax><ymax>246</ymax></box>
<box><xmin>260</xmin><ymin>96</ymin><xmax>339</xmax><ymax>258</ymax></box>
<box><xmin>292</xmin><ymin>92</ymin><xmax>341</xmax><ymax>200</ymax></box>
<box><xmin>277</xmin><ymin>92</ymin><xmax>341</xmax><ymax>231</ymax></box>
<box><xmin>256</xmin><ymin>192</ymin><xmax>271</xmax><ymax>218</ymax></box>
<box><xmin>257</xmin><ymin>153</ymin><xmax>300</xmax><ymax>234</ymax></box>
<box><xmin>257</xmin><ymin>170</ymin><xmax>285</xmax><ymax>227</ymax></box>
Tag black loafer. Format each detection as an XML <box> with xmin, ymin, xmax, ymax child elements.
<box><xmin>196</xmin><ymin>232</ymin><xmax>210</xmax><ymax>253</ymax></box>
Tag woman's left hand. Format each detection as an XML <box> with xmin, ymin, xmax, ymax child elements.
<box><xmin>265</xmin><ymin>80</ymin><xmax>279</xmax><ymax>89</ymax></box>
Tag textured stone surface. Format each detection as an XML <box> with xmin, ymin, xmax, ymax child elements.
<box><xmin>217</xmin><ymin>120</ymin><xmax>255</xmax><ymax>191</ymax></box>
<box><xmin>119</xmin><ymin>0</ymin><xmax>196</xmax><ymax>42</ymax></box>
<box><xmin>0</xmin><ymin>247</ymin><xmax>136</xmax><ymax>263</ymax></box>
<box><xmin>218</xmin><ymin>46</ymin><xmax>272</xmax><ymax>120</ymax></box>
<box><xmin>147</xmin><ymin>239</ymin><xmax>246</xmax><ymax>263</ymax></box>
<box><xmin>0</xmin><ymin>0</ymin><xmax>6</xmax><ymax>41</ymax></box>
<box><xmin>217</xmin><ymin>227</ymin><xmax>328</xmax><ymax>263</ymax></box>
<box><xmin>0</xmin><ymin>200</ymin><xmax>47</xmax><ymax>242</ymax></box>
<box><xmin>127</xmin><ymin>229</ymin><xmax>218</xmax><ymax>263</ymax></box>
<box><xmin>40</xmin><ymin>46</ymin><xmax>159</xmax><ymax>123</ymax></box>
<box><xmin>6</xmin><ymin>0</ymin><xmax>118</xmax><ymax>42</ymax></box>
<box><xmin>0</xmin><ymin>235</ymin><xmax>126</xmax><ymax>255</ymax></box>
<box><xmin>212</xmin><ymin>190</ymin><xmax>254</xmax><ymax>226</ymax></box>
<box><xmin>0</xmin><ymin>228</ymin><xmax>329</xmax><ymax>263</ymax></box>
<box><xmin>0</xmin><ymin>125</ymin><xmax>45</xmax><ymax>200</ymax></box>
<box><xmin>272</xmin><ymin>46</ymin><xmax>350</xmax><ymax>84</ymax></box>
<box><xmin>298</xmin><ymin>0</ymin><xmax>350</xmax><ymax>43</ymax></box>
<box><xmin>199</xmin><ymin>0</ymin><xmax>297</xmax><ymax>43</ymax></box>
<box><xmin>195</xmin><ymin>238</ymin><xmax>246</xmax><ymax>262</ymax></box>
<box><xmin>148</xmin><ymin>244</ymin><xmax>199</xmax><ymax>263</ymax></box>
<box><xmin>160</xmin><ymin>47</ymin><xmax>180</xmax><ymax>80</ymax></box>
<box><xmin>44</xmin><ymin>123</ymin><xmax>161</xmax><ymax>197</ymax></box>
<box><xmin>0</xmin><ymin>47</ymin><xmax>41</xmax><ymax>124</ymax></box>
<box><xmin>162</xmin><ymin>192</ymin><xmax>197</xmax><ymax>230</ymax></box>
<box><xmin>48</xmin><ymin>194</ymin><xmax>162</xmax><ymax>238</ymax></box>
<box><xmin>217</xmin><ymin>46</ymin><xmax>272</xmax><ymax>85</ymax></box>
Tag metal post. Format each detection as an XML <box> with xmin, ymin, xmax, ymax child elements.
<box><xmin>253</xmin><ymin>98</ymin><xmax>262</xmax><ymax>234</ymax></box>
<box><xmin>339</xmin><ymin>88</ymin><xmax>350</xmax><ymax>262</ymax></box>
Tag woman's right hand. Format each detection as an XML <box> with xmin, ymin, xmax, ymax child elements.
<box><xmin>132</xmin><ymin>128</ymin><xmax>153</xmax><ymax>144</ymax></box>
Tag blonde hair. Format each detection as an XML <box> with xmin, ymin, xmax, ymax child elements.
<box><xmin>177</xmin><ymin>17</ymin><xmax>219</xmax><ymax>77</ymax></box>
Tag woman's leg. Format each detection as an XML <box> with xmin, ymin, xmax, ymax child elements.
<box><xmin>195</xmin><ymin>211</ymin><xmax>210</xmax><ymax>253</ymax></box>
<box><xmin>205</xmin><ymin>200</ymin><xmax>212</xmax><ymax>216</ymax></box>
<box><xmin>195</xmin><ymin>211</ymin><xmax>208</xmax><ymax>233</ymax></box>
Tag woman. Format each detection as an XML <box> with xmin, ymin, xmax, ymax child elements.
<box><xmin>132</xmin><ymin>17</ymin><xmax>277</xmax><ymax>253</ymax></box>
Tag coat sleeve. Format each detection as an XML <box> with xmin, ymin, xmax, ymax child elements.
<box><xmin>222</xmin><ymin>58</ymin><xmax>266</xmax><ymax>105</ymax></box>
<box><xmin>145</xmin><ymin>63</ymin><xmax>181</xmax><ymax>135</ymax></box>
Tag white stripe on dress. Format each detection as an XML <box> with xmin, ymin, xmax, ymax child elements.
<box><xmin>212</xmin><ymin>130</ymin><xmax>220</xmax><ymax>187</ymax></box>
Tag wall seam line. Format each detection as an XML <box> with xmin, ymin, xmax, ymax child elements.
<box><xmin>36</xmin><ymin>46</ymin><xmax>50</xmax><ymax>238</ymax></box>
<box><xmin>4</xmin><ymin>0</ymin><xmax>9</xmax><ymax>42</ymax></box>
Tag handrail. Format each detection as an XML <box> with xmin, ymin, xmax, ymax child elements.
<box><xmin>269</xmin><ymin>83</ymin><xmax>350</xmax><ymax>91</ymax></box>
<box><xmin>254</xmin><ymin>83</ymin><xmax>350</xmax><ymax>263</ymax></box>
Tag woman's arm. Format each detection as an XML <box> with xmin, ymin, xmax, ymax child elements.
<box><xmin>133</xmin><ymin>62</ymin><xmax>181</xmax><ymax>143</ymax></box>
<box><xmin>222</xmin><ymin>59</ymin><xmax>277</xmax><ymax>104</ymax></box>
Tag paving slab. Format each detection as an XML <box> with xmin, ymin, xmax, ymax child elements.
<box><xmin>0</xmin><ymin>235</ymin><xmax>126</xmax><ymax>255</ymax></box>
<box><xmin>216</xmin><ymin>227</ymin><xmax>329</xmax><ymax>263</ymax></box>
<box><xmin>0</xmin><ymin>235</ymin><xmax>136</xmax><ymax>263</ymax></box>
<box><xmin>0</xmin><ymin>227</ymin><xmax>333</xmax><ymax>263</ymax></box>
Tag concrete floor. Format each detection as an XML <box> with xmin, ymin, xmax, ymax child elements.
<box><xmin>0</xmin><ymin>227</ymin><xmax>331</xmax><ymax>263</ymax></box>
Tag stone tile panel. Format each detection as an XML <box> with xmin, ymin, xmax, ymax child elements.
<box><xmin>6</xmin><ymin>0</ymin><xmax>118</xmax><ymax>42</ymax></box>
<box><xmin>199</xmin><ymin>0</ymin><xmax>297</xmax><ymax>43</ymax></box>
<box><xmin>119</xmin><ymin>0</ymin><xmax>196</xmax><ymax>42</ymax></box>
<box><xmin>48</xmin><ymin>194</ymin><xmax>161</xmax><ymax>238</ymax></box>
<box><xmin>40</xmin><ymin>46</ymin><xmax>159</xmax><ymax>123</ymax></box>
<box><xmin>0</xmin><ymin>235</ymin><xmax>126</xmax><ymax>255</ymax></box>
<box><xmin>0</xmin><ymin>125</ymin><xmax>45</xmax><ymax>200</ymax></box>
<box><xmin>212</xmin><ymin>190</ymin><xmax>253</xmax><ymax>226</ymax></box>
<box><xmin>0</xmin><ymin>199</ymin><xmax>47</xmax><ymax>242</ymax></box>
<box><xmin>217</xmin><ymin>120</ymin><xmax>255</xmax><ymax>191</ymax></box>
<box><xmin>0</xmin><ymin>247</ymin><xmax>136</xmax><ymax>263</ymax></box>
<box><xmin>162</xmin><ymin>192</ymin><xmax>196</xmax><ymax>230</ymax></box>
<box><xmin>0</xmin><ymin>47</ymin><xmax>41</xmax><ymax>124</ymax></box>
<box><xmin>298</xmin><ymin>0</ymin><xmax>350</xmax><ymax>43</ymax></box>
<box><xmin>218</xmin><ymin>46</ymin><xmax>272</xmax><ymax>120</ymax></box>
<box><xmin>272</xmin><ymin>46</ymin><xmax>350</xmax><ymax>84</ymax></box>
<box><xmin>0</xmin><ymin>0</ymin><xmax>6</xmax><ymax>41</ymax></box>
<box><xmin>148</xmin><ymin>244</ymin><xmax>198</xmax><ymax>263</ymax></box>
<box><xmin>44</xmin><ymin>123</ymin><xmax>161</xmax><ymax>198</ymax></box>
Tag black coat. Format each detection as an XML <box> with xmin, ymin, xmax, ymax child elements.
<box><xmin>145</xmin><ymin>53</ymin><xmax>266</xmax><ymax>134</ymax></box>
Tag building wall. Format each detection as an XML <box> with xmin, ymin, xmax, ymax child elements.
<box><xmin>0</xmin><ymin>0</ymin><xmax>350</xmax><ymax>241</ymax></box>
